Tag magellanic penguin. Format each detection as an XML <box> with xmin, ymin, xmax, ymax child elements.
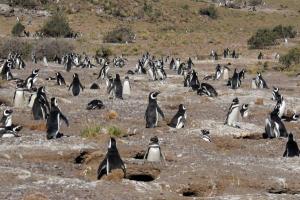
<box><xmin>46</xmin><ymin>97</ymin><xmax>69</xmax><ymax>139</ymax></box>
<box><xmin>283</xmin><ymin>133</ymin><xmax>299</xmax><ymax>157</ymax></box>
<box><xmin>0</xmin><ymin>109</ymin><xmax>22</xmax><ymax>137</ymax></box>
<box><xmin>97</xmin><ymin>137</ymin><xmax>126</xmax><ymax>180</ymax></box>
<box><xmin>197</xmin><ymin>83</ymin><xmax>218</xmax><ymax>97</ymax></box>
<box><xmin>275</xmin><ymin>95</ymin><xmax>286</xmax><ymax>118</ymax></box>
<box><xmin>1</xmin><ymin>109</ymin><xmax>13</xmax><ymax>127</ymax></box>
<box><xmin>122</xmin><ymin>76</ymin><xmax>131</xmax><ymax>96</ymax></box>
<box><xmin>69</xmin><ymin>73</ymin><xmax>84</xmax><ymax>96</ymax></box>
<box><xmin>108</xmin><ymin>74</ymin><xmax>123</xmax><ymax>99</ymax></box>
<box><xmin>145</xmin><ymin>92</ymin><xmax>165</xmax><ymax>128</ymax></box>
<box><xmin>264</xmin><ymin>106</ymin><xmax>288</xmax><ymax>138</ymax></box>
<box><xmin>240</xmin><ymin>104</ymin><xmax>249</xmax><ymax>118</ymax></box>
<box><xmin>282</xmin><ymin>113</ymin><xmax>299</xmax><ymax>122</ymax></box>
<box><xmin>86</xmin><ymin>99</ymin><xmax>105</xmax><ymax>110</ymax></box>
<box><xmin>214</xmin><ymin>64</ymin><xmax>222</xmax><ymax>80</ymax></box>
<box><xmin>223</xmin><ymin>66</ymin><xmax>230</xmax><ymax>80</ymax></box>
<box><xmin>43</xmin><ymin>56</ymin><xmax>48</xmax><ymax>67</ymax></box>
<box><xmin>56</xmin><ymin>72</ymin><xmax>66</xmax><ymax>85</ymax></box>
<box><xmin>200</xmin><ymin>129</ymin><xmax>211</xmax><ymax>142</ymax></box>
<box><xmin>255</xmin><ymin>72</ymin><xmax>268</xmax><ymax>89</ymax></box>
<box><xmin>24</xmin><ymin>69</ymin><xmax>39</xmax><ymax>90</ymax></box>
<box><xmin>13</xmin><ymin>87</ymin><xmax>26</xmax><ymax>108</ymax></box>
<box><xmin>225</xmin><ymin>97</ymin><xmax>240</xmax><ymax>128</ymax></box>
<box><xmin>144</xmin><ymin>136</ymin><xmax>165</xmax><ymax>162</ymax></box>
<box><xmin>97</xmin><ymin>61</ymin><xmax>110</xmax><ymax>79</ymax></box>
<box><xmin>271</xmin><ymin>87</ymin><xmax>280</xmax><ymax>101</ymax></box>
<box><xmin>32</xmin><ymin>86</ymin><xmax>50</xmax><ymax>120</ymax></box>
<box><xmin>229</xmin><ymin>69</ymin><xmax>241</xmax><ymax>89</ymax></box>
<box><xmin>168</xmin><ymin>104</ymin><xmax>187</xmax><ymax>129</ymax></box>
<box><xmin>190</xmin><ymin>70</ymin><xmax>200</xmax><ymax>91</ymax></box>
<box><xmin>1</xmin><ymin>61</ymin><xmax>13</xmax><ymax>80</ymax></box>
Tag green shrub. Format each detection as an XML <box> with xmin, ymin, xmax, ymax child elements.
<box><xmin>103</xmin><ymin>27</ymin><xmax>135</xmax><ymax>43</ymax></box>
<box><xmin>272</xmin><ymin>25</ymin><xmax>297</xmax><ymax>39</ymax></box>
<box><xmin>40</xmin><ymin>11</ymin><xmax>72</xmax><ymax>37</ymax></box>
<box><xmin>248</xmin><ymin>0</ymin><xmax>263</xmax><ymax>6</ymax></box>
<box><xmin>199</xmin><ymin>5</ymin><xmax>218</xmax><ymax>19</ymax></box>
<box><xmin>279</xmin><ymin>48</ymin><xmax>300</xmax><ymax>68</ymax></box>
<box><xmin>0</xmin><ymin>38</ymin><xmax>32</xmax><ymax>59</ymax></box>
<box><xmin>247</xmin><ymin>29</ymin><xmax>278</xmax><ymax>49</ymax></box>
<box><xmin>108</xmin><ymin>126</ymin><xmax>123</xmax><ymax>137</ymax></box>
<box><xmin>11</xmin><ymin>21</ymin><xmax>25</xmax><ymax>37</ymax></box>
<box><xmin>10</xmin><ymin>0</ymin><xmax>38</xmax><ymax>9</ymax></box>
<box><xmin>80</xmin><ymin>125</ymin><xmax>102</xmax><ymax>138</ymax></box>
<box><xmin>33</xmin><ymin>39</ymin><xmax>74</xmax><ymax>60</ymax></box>
<box><xmin>95</xmin><ymin>46</ymin><xmax>113</xmax><ymax>58</ymax></box>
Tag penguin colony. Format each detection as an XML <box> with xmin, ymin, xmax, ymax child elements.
<box><xmin>1</xmin><ymin>50</ymin><xmax>299</xmax><ymax>184</ymax></box>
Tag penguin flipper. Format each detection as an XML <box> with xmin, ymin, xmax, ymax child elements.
<box><xmin>97</xmin><ymin>158</ymin><xmax>107</xmax><ymax>180</ymax></box>
<box><xmin>60</xmin><ymin>112</ymin><xmax>69</xmax><ymax>127</ymax></box>
<box><xmin>283</xmin><ymin>148</ymin><xmax>287</xmax><ymax>157</ymax></box>
<box><xmin>157</xmin><ymin>105</ymin><xmax>165</xmax><ymax>119</ymax></box>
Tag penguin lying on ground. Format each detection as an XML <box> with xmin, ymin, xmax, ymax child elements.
<box><xmin>144</xmin><ymin>136</ymin><xmax>165</xmax><ymax>162</ymax></box>
<box><xmin>197</xmin><ymin>83</ymin><xmax>218</xmax><ymax>97</ymax></box>
<box><xmin>283</xmin><ymin>133</ymin><xmax>299</xmax><ymax>157</ymax></box>
<box><xmin>145</xmin><ymin>92</ymin><xmax>165</xmax><ymax>128</ymax></box>
<box><xmin>168</xmin><ymin>104</ymin><xmax>187</xmax><ymax>129</ymax></box>
<box><xmin>0</xmin><ymin>109</ymin><xmax>22</xmax><ymax>137</ymax></box>
<box><xmin>97</xmin><ymin>137</ymin><xmax>126</xmax><ymax>180</ymax></box>
<box><xmin>86</xmin><ymin>99</ymin><xmax>105</xmax><ymax>110</ymax></box>
<box><xmin>200</xmin><ymin>129</ymin><xmax>211</xmax><ymax>142</ymax></box>
<box><xmin>46</xmin><ymin>97</ymin><xmax>69</xmax><ymax>139</ymax></box>
<box><xmin>282</xmin><ymin>113</ymin><xmax>299</xmax><ymax>122</ymax></box>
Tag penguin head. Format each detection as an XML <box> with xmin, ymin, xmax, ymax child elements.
<box><xmin>232</xmin><ymin>97</ymin><xmax>239</xmax><ymax>104</ymax></box>
<box><xmin>3</xmin><ymin>109</ymin><xmax>13</xmax><ymax>116</ymax></box>
<box><xmin>108</xmin><ymin>137</ymin><xmax>117</xmax><ymax>149</ymax></box>
<box><xmin>55</xmin><ymin>72</ymin><xmax>60</xmax><ymax>76</ymax></box>
<box><xmin>288</xmin><ymin>133</ymin><xmax>294</xmax><ymax>141</ymax></box>
<box><xmin>150</xmin><ymin>136</ymin><xmax>159</xmax><ymax>144</ymax></box>
<box><xmin>32</xmin><ymin>69</ymin><xmax>40</xmax><ymax>75</ymax></box>
<box><xmin>51</xmin><ymin>97</ymin><xmax>58</xmax><ymax>107</ymax></box>
<box><xmin>125</xmin><ymin>76</ymin><xmax>129</xmax><ymax>80</ymax></box>
<box><xmin>242</xmin><ymin>104</ymin><xmax>249</xmax><ymax>110</ymax></box>
<box><xmin>149</xmin><ymin>91</ymin><xmax>160</xmax><ymax>100</ymax></box>
<box><xmin>293</xmin><ymin>114</ymin><xmax>299</xmax><ymax>121</ymax></box>
<box><xmin>273</xmin><ymin>87</ymin><xmax>279</xmax><ymax>92</ymax></box>
<box><xmin>179</xmin><ymin>104</ymin><xmax>186</xmax><ymax>111</ymax></box>
<box><xmin>37</xmin><ymin>86</ymin><xmax>46</xmax><ymax>95</ymax></box>
<box><xmin>13</xmin><ymin>125</ymin><xmax>22</xmax><ymax>132</ymax></box>
<box><xmin>201</xmin><ymin>129</ymin><xmax>210</xmax><ymax>135</ymax></box>
<box><xmin>73</xmin><ymin>73</ymin><xmax>78</xmax><ymax>78</ymax></box>
<box><xmin>257</xmin><ymin>72</ymin><xmax>261</xmax><ymax>76</ymax></box>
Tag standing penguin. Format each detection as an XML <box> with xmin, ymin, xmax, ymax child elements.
<box><xmin>122</xmin><ymin>76</ymin><xmax>131</xmax><ymax>96</ymax></box>
<box><xmin>24</xmin><ymin>69</ymin><xmax>39</xmax><ymax>90</ymax></box>
<box><xmin>65</xmin><ymin>54</ymin><xmax>74</xmax><ymax>72</ymax></box>
<box><xmin>240</xmin><ymin>104</ymin><xmax>249</xmax><ymax>118</ymax></box>
<box><xmin>190</xmin><ymin>70</ymin><xmax>200</xmax><ymax>91</ymax></box>
<box><xmin>69</xmin><ymin>73</ymin><xmax>84</xmax><ymax>96</ymax></box>
<box><xmin>283</xmin><ymin>133</ymin><xmax>299</xmax><ymax>157</ymax></box>
<box><xmin>229</xmin><ymin>69</ymin><xmax>241</xmax><ymax>89</ymax></box>
<box><xmin>214</xmin><ymin>64</ymin><xmax>222</xmax><ymax>80</ymax></box>
<box><xmin>32</xmin><ymin>86</ymin><xmax>50</xmax><ymax>120</ymax></box>
<box><xmin>13</xmin><ymin>87</ymin><xmax>26</xmax><ymax>107</ymax></box>
<box><xmin>168</xmin><ymin>104</ymin><xmax>187</xmax><ymax>129</ymax></box>
<box><xmin>56</xmin><ymin>72</ymin><xmax>66</xmax><ymax>85</ymax></box>
<box><xmin>255</xmin><ymin>72</ymin><xmax>268</xmax><ymax>89</ymax></box>
<box><xmin>144</xmin><ymin>136</ymin><xmax>165</xmax><ymax>162</ymax></box>
<box><xmin>46</xmin><ymin>97</ymin><xmax>69</xmax><ymax>139</ymax></box>
<box><xmin>264</xmin><ymin>106</ymin><xmax>288</xmax><ymax>138</ymax></box>
<box><xmin>97</xmin><ymin>137</ymin><xmax>126</xmax><ymax>180</ymax></box>
<box><xmin>145</xmin><ymin>92</ymin><xmax>165</xmax><ymax>128</ymax></box>
<box><xmin>43</xmin><ymin>56</ymin><xmax>48</xmax><ymax>67</ymax></box>
<box><xmin>223</xmin><ymin>66</ymin><xmax>229</xmax><ymax>80</ymax></box>
<box><xmin>275</xmin><ymin>95</ymin><xmax>286</xmax><ymax>118</ymax></box>
<box><xmin>108</xmin><ymin>74</ymin><xmax>123</xmax><ymax>99</ymax></box>
<box><xmin>271</xmin><ymin>87</ymin><xmax>280</xmax><ymax>101</ymax></box>
<box><xmin>225</xmin><ymin>97</ymin><xmax>240</xmax><ymax>128</ymax></box>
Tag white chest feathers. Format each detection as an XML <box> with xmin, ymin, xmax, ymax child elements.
<box><xmin>14</xmin><ymin>90</ymin><xmax>26</xmax><ymax>108</ymax></box>
<box><xmin>146</xmin><ymin>145</ymin><xmax>161</xmax><ymax>162</ymax></box>
<box><xmin>123</xmin><ymin>80</ymin><xmax>131</xmax><ymax>96</ymax></box>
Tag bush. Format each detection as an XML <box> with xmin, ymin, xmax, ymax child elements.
<box><xmin>103</xmin><ymin>27</ymin><xmax>135</xmax><ymax>43</ymax></box>
<box><xmin>279</xmin><ymin>48</ymin><xmax>300</xmax><ymax>68</ymax></box>
<box><xmin>247</xmin><ymin>29</ymin><xmax>278</xmax><ymax>49</ymax></box>
<box><xmin>81</xmin><ymin>124</ymin><xmax>102</xmax><ymax>138</ymax></box>
<box><xmin>0</xmin><ymin>38</ymin><xmax>32</xmax><ymax>59</ymax></box>
<box><xmin>108</xmin><ymin>126</ymin><xmax>123</xmax><ymax>137</ymax></box>
<box><xmin>272</xmin><ymin>25</ymin><xmax>297</xmax><ymax>39</ymax></box>
<box><xmin>199</xmin><ymin>5</ymin><xmax>218</xmax><ymax>19</ymax></box>
<box><xmin>11</xmin><ymin>21</ymin><xmax>25</xmax><ymax>37</ymax></box>
<box><xmin>96</xmin><ymin>46</ymin><xmax>113</xmax><ymax>58</ymax></box>
<box><xmin>10</xmin><ymin>0</ymin><xmax>38</xmax><ymax>9</ymax></box>
<box><xmin>248</xmin><ymin>0</ymin><xmax>263</xmax><ymax>6</ymax></box>
<box><xmin>33</xmin><ymin>39</ymin><xmax>74</xmax><ymax>60</ymax></box>
<box><xmin>40</xmin><ymin>11</ymin><xmax>72</xmax><ymax>37</ymax></box>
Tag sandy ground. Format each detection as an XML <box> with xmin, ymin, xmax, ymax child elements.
<box><xmin>0</xmin><ymin>57</ymin><xmax>300</xmax><ymax>200</ymax></box>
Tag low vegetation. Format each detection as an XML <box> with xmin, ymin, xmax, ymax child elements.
<box><xmin>199</xmin><ymin>5</ymin><xmax>218</xmax><ymax>19</ymax></box>
<box><xmin>279</xmin><ymin>48</ymin><xmax>300</xmax><ymax>68</ymax></box>
<box><xmin>95</xmin><ymin>46</ymin><xmax>113</xmax><ymax>58</ymax></box>
<box><xmin>248</xmin><ymin>25</ymin><xmax>297</xmax><ymax>49</ymax></box>
<box><xmin>103</xmin><ymin>27</ymin><xmax>135</xmax><ymax>43</ymax></box>
<box><xmin>108</xmin><ymin>126</ymin><xmax>123</xmax><ymax>137</ymax></box>
<box><xmin>80</xmin><ymin>124</ymin><xmax>123</xmax><ymax>138</ymax></box>
<box><xmin>248</xmin><ymin>0</ymin><xmax>263</xmax><ymax>6</ymax></box>
<box><xmin>40</xmin><ymin>11</ymin><xmax>73</xmax><ymax>38</ymax></box>
<box><xmin>11</xmin><ymin>21</ymin><xmax>25</xmax><ymax>37</ymax></box>
<box><xmin>0</xmin><ymin>38</ymin><xmax>32</xmax><ymax>59</ymax></box>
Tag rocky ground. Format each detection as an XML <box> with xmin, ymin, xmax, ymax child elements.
<box><xmin>0</xmin><ymin>57</ymin><xmax>300</xmax><ymax>200</ymax></box>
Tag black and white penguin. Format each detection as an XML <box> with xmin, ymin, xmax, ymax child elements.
<box><xmin>69</xmin><ymin>73</ymin><xmax>84</xmax><ymax>96</ymax></box>
<box><xmin>108</xmin><ymin>74</ymin><xmax>123</xmax><ymax>99</ymax></box>
<box><xmin>187</xmin><ymin>57</ymin><xmax>194</xmax><ymax>70</ymax></box>
<box><xmin>1</xmin><ymin>60</ymin><xmax>13</xmax><ymax>80</ymax></box>
<box><xmin>122</xmin><ymin>76</ymin><xmax>131</xmax><ymax>96</ymax></box>
<box><xmin>168</xmin><ymin>104</ymin><xmax>187</xmax><ymax>129</ymax></box>
<box><xmin>238</xmin><ymin>69</ymin><xmax>246</xmax><ymax>80</ymax></box>
<box><xmin>13</xmin><ymin>87</ymin><xmax>26</xmax><ymax>107</ymax></box>
<box><xmin>214</xmin><ymin>64</ymin><xmax>222</xmax><ymax>80</ymax></box>
<box><xmin>200</xmin><ymin>129</ymin><xmax>211</xmax><ymax>142</ymax></box>
<box><xmin>1</xmin><ymin>109</ymin><xmax>13</xmax><ymax>127</ymax></box>
<box><xmin>46</xmin><ymin>97</ymin><xmax>69</xmax><ymax>139</ymax></box>
<box><xmin>86</xmin><ymin>99</ymin><xmax>105</xmax><ymax>110</ymax></box>
<box><xmin>65</xmin><ymin>54</ymin><xmax>74</xmax><ymax>72</ymax></box>
<box><xmin>0</xmin><ymin>109</ymin><xmax>22</xmax><ymax>137</ymax></box>
<box><xmin>97</xmin><ymin>61</ymin><xmax>110</xmax><ymax>79</ymax></box>
<box><xmin>24</xmin><ymin>69</ymin><xmax>39</xmax><ymax>90</ymax></box>
<box><xmin>190</xmin><ymin>70</ymin><xmax>200</xmax><ymax>91</ymax></box>
<box><xmin>145</xmin><ymin>92</ymin><xmax>165</xmax><ymax>128</ymax></box>
<box><xmin>283</xmin><ymin>133</ymin><xmax>299</xmax><ymax>157</ymax></box>
<box><xmin>282</xmin><ymin>113</ymin><xmax>299</xmax><ymax>122</ymax></box>
<box><xmin>229</xmin><ymin>69</ymin><xmax>241</xmax><ymax>89</ymax></box>
<box><xmin>255</xmin><ymin>72</ymin><xmax>268</xmax><ymax>89</ymax></box>
<box><xmin>271</xmin><ymin>87</ymin><xmax>280</xmax><ymax>101</ymax></box>
<box><xmin>275</xmin><ymin>95</ymin><xmax>286</xmax><ymax>118</ymax></box>
<box><xmin>197</xmin><ymin>83</ymin><xmax>218</xmax><ymax>97</ymax></box>
<box><xmin>43</xmin><ymin>56</ymin><xmax>48</xmax><ymax>67</ymax></box>
<box><xmin>240</xmin><ymin>104</ymin><xmax>249</xmax><ymax>118</ymax></box>
<box><xmin>225</xmin><ymin>97</ymin><xmax>240</xmax><ymax>128</ymax></box>
<box><xmin>264</xmin><ymin>106</ymin><xmax>288</xmax><ymax>138</ymax></box>
<box><xmin>97</xmin><ymin>137</ymin><xmax>126</xmax><ymax>180</ymax></box>
<box><xmin>32</xmin><ymin>86</ymin><xmax>50</xmax><ymax>120</ymax></box>
<box><xmin>56</xmin><ymin>72</ymin><xmax>66</xmax><ymax>85</ymax></box>
<box><xmin>144</xmin><ymin>136</ymin><xmax>164</xmax><ymax>162</ymax></box>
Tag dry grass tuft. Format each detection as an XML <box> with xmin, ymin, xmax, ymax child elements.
<box><xmin>23</xmin><ymin>193</ymin><xmax>48</xmax><ymax>200</ymax></box>
<box><xmin>105</xmin><ymin>110</ymin><xmax>118</xmax><ymax>120</ymax></box>
<box><xmin>27</xmin><ymin>122</ymin><xmax>47</xmax><ymax>131</ymax></box>
<box><xmin>255</xmin><ymin>98</ymin><xmax>264</xmax><ymax>105</ymax></box>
